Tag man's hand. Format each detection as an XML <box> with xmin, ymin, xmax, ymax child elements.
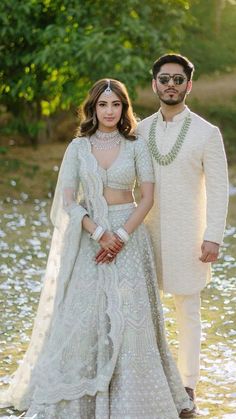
<box><xmin>199</xmin><ymin>240</ymin><xmax>220</xmax><ymax>263</ymax></box>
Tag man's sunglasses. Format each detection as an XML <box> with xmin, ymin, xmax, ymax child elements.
<box><xmin>157</xmin><ymin>74</ymin><xmax>187</xmax><ymax>86</ymax></box>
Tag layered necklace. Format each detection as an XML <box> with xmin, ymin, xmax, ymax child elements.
<box><xmin>90</xmin><ymin>129</ymin><xmax>121</xmax><ymax>150</ymax></box>
<box><xmin>148</xmin><ymin>113</ymin><xmax>191</xmax><ymax>166</ymax></box>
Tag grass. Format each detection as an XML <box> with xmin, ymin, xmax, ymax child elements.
<box><xmin>0</xmin><ymin>143</ymin><xmax>66</xmax><ymax>200</ymax></box>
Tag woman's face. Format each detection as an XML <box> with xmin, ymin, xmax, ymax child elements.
<box><xmin>95</xmin><ymin>91</ymin><xmax>123</xmax><ymax>132</ymax></box>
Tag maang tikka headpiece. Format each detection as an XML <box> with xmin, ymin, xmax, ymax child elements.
<box><xmin>104</xmin><ymin>79</ymin><xmax>112</xmax><ymax>95</ymax></box>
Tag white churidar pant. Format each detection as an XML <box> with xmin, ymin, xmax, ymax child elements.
<box><xmin>173</xmin><ymin>293</ymin><xmax>201</xmax><ymax>389</ymax></box>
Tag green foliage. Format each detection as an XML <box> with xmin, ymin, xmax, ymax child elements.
<box><xmin>1</xmin><ymin>117</ymin><xmax>45</xmax><ymax>146</ymax></box>
<box><xmin>0</xmin><ymin>146</ymin><xmax>8</xmax><ymax>154</ymax></box>
<box><xmin>0</xmin><ymin>0</ymin><xmax>191</xmax><ymax>142</ymax></box>
<box><xmin>181</xmin><ymin>0</ymin><xmax>236</xmax><ymax>76</ymax></box>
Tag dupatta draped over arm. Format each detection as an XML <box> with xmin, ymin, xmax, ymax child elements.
<box><xmin>0</xmin><ymin>138</ymin><xmax>125</xmax><ymax>410</ymax></box>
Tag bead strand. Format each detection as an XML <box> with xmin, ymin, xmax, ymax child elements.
<box><xmin>148</xmin><ymin>114</ymin><xmax>191</xmax><ymax>166</ymax></box>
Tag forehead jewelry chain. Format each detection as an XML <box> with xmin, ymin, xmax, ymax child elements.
<box><xmin>104</xmin><ymin>79</ymin><xmax>112</xmax><ymax>95</ymax></box>
<box><xmin>148</xmin><ymin>114</ymin><xmax>191</xmax><ymax>166</ymax></box>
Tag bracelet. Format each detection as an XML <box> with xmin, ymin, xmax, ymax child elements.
<box><xmin>91</xmin><ymin>225</ymin><xmax>105</xmax><ymax>242</ymax></box>
<box><xmin>115</xmin><ymin>227</ymin><xmax>129</xmax><ymax>244</ymax></box>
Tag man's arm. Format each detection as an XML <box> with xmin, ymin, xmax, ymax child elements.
<box><xmin>200</xmin><ymin>127</ymin><xmax>229</xmax><ymax>262</ymax></box>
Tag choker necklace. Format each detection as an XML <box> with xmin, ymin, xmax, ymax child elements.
<box><xmin>90</xmin><ymin>130</ymin><xmax>121</xmax><ymax>150</ymax></box>
<box><xmin>148</xmin><ymin>113</ymin><xmax>191</xmax><ymax>166</ymax></box>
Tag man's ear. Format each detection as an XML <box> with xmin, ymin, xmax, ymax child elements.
<box><xmin>186</xmin><ymin>80</ymin><xmax>192</xmax><ymax>95</ymax></box>
<box><xmin>152</xmin><ymin>79</ymin><xmax>157</xmax><ymax>94</ymax></box>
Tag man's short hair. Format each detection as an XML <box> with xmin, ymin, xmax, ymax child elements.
<box><xmin>152</xmin><ymin>54</ymin><xmax>195</xmax><ymax>81</ymax></box>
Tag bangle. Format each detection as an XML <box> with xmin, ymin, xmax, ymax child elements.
<box><xmin>91</xmin><ymin>225</ymin><xmax>105</xmax><ymax>242</ymax></box>
<box><xmin>115</xmin><ymin>227</ymin><xmax>129</xmax><ymax>243</ymax></box>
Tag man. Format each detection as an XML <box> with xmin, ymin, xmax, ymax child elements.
<box><xmin>137</xmin><ymin>54</ymin><xmax>228</xmax><ymax>416</ymax></box>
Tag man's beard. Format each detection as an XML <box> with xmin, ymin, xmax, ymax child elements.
<box><xmin>156</xmin><ymin>87</ymin><xmax>188</xmax><ymax>106</ymax></box>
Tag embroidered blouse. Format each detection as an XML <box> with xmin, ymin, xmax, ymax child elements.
<box><xmin>88</xmin><ymin>136</ymin><xmax>154</xmax><ymax>192</ymax></box>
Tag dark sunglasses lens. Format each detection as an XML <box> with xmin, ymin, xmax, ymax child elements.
<box><xmin>158</xmin><ymin>76</ymin><xmax>170</xmax><ymax>85</ymax></box>
<box><xmin>173</xmin><ymin>76</ymin><xmax>185</xmax><ymax>85</ymax></box>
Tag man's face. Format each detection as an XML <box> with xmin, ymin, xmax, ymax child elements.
<box><xmin>152</xmin><ymin>63</ymin><xmax>192</xmax><ymax>106</ymax></box>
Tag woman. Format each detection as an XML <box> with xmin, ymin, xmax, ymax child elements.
<box><xmin>0</xmin><ymin>79</ymin><xmax>193</xmax><ymax>418</ymax></box>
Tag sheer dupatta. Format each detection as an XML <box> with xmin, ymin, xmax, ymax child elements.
<box><xmin>0</xmin><ymin>138</ymin><xmax>124</xmax><ymax>410</ymax></box>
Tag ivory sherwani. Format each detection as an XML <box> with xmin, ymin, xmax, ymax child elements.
<box><xmin>137</xmin><ymin>107</ymin><xmax>228</xmax><ymax>295</ymax></box>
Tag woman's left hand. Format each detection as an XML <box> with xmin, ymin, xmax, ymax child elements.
<box><xmin>95</xmin><ymin>242</ymin><xmax>124</xmax><ymax>264</ymax></box>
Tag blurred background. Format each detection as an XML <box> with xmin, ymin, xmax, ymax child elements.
<box><xmin>0</xmin><ymin>1</ymin><xmax>236</xmax><ymax>418</ymax></box>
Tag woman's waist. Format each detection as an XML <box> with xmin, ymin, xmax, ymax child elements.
<box><xmin>106</xmin><ymin>201</ymin><xmax>137</xmax><ymax>229</ymax></box>
<box><xmin>103</xmin><ymin>187</ymin><xmax>133</xmax><ymax>206</ymax></box>
<box><xmin>107</xmin><ymin>201</ymin><xmax>137</xmax><ymax>212</ymax></box>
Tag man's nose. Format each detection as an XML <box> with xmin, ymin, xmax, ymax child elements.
<box><xmin>167</xmin><ymin>77</ymin><xmax>175</xmax><ymax>87</ymax></box>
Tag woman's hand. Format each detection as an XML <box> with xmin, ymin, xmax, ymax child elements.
<box><xmin>95</xmin><ymin>232</ymin><xmax>124</xmax><ymax>264</ymax></box>
<box><xmin>99</xmin><ymin>231</ymin><xmax>123</xmax><ymax>252</ymax></box>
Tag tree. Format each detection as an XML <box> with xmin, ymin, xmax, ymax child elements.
<box><xmin>214</xmin><ymin>0</ymin><xmax>236</xmax><ymax>33</ymax></box>
<box><xmin>0</xmin><ymin>0</ymin><xmax>191</xmax><ymax>143</ymax></box>
<box><xmin>180</xmin><ymin>0</ymin><xmax>236</xmax><ymax>76</ymax></box>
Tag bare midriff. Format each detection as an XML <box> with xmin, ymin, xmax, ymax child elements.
<box><xmin>103</xmin><ymin>187</ymin><xmax>134</xmax><ymax>205</ymax></box>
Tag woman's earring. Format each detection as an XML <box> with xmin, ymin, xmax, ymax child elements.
<box><xmin>92</xmin><ymin>113</ymin><xmax>97</xmax><ymax>126</ymax></box>
<box><xmin>120</xmin><ymin>117</ymin><xmax>123</xmax><ymax>125</ymax></box>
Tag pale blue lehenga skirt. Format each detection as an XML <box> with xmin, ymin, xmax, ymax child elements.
<box><xmin>2</xmin><ymin>203</ymin><xmax>192</xmax><ymax>419</ymax></box>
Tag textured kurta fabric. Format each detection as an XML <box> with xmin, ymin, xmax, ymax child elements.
<box><xmin>137</xmin><ymin>107</ymin><xmax>228</xmax><ymax>295</ymax></box>
<box><xmin>0</xmin><ymin>137</ymin><xmax>192</xmax><ymax>418</ymax></box>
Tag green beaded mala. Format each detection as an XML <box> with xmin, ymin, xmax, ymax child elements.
<box><xmin>148</xmin><ymin>114</ymin><xmax>191</xmax><ymax>166</ymax></box>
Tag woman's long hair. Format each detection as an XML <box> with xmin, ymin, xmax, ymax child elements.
<box><xmin>77</xmin><ymin>78</ymin><xmax>137</xmax><ymax>140</ymax></box>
